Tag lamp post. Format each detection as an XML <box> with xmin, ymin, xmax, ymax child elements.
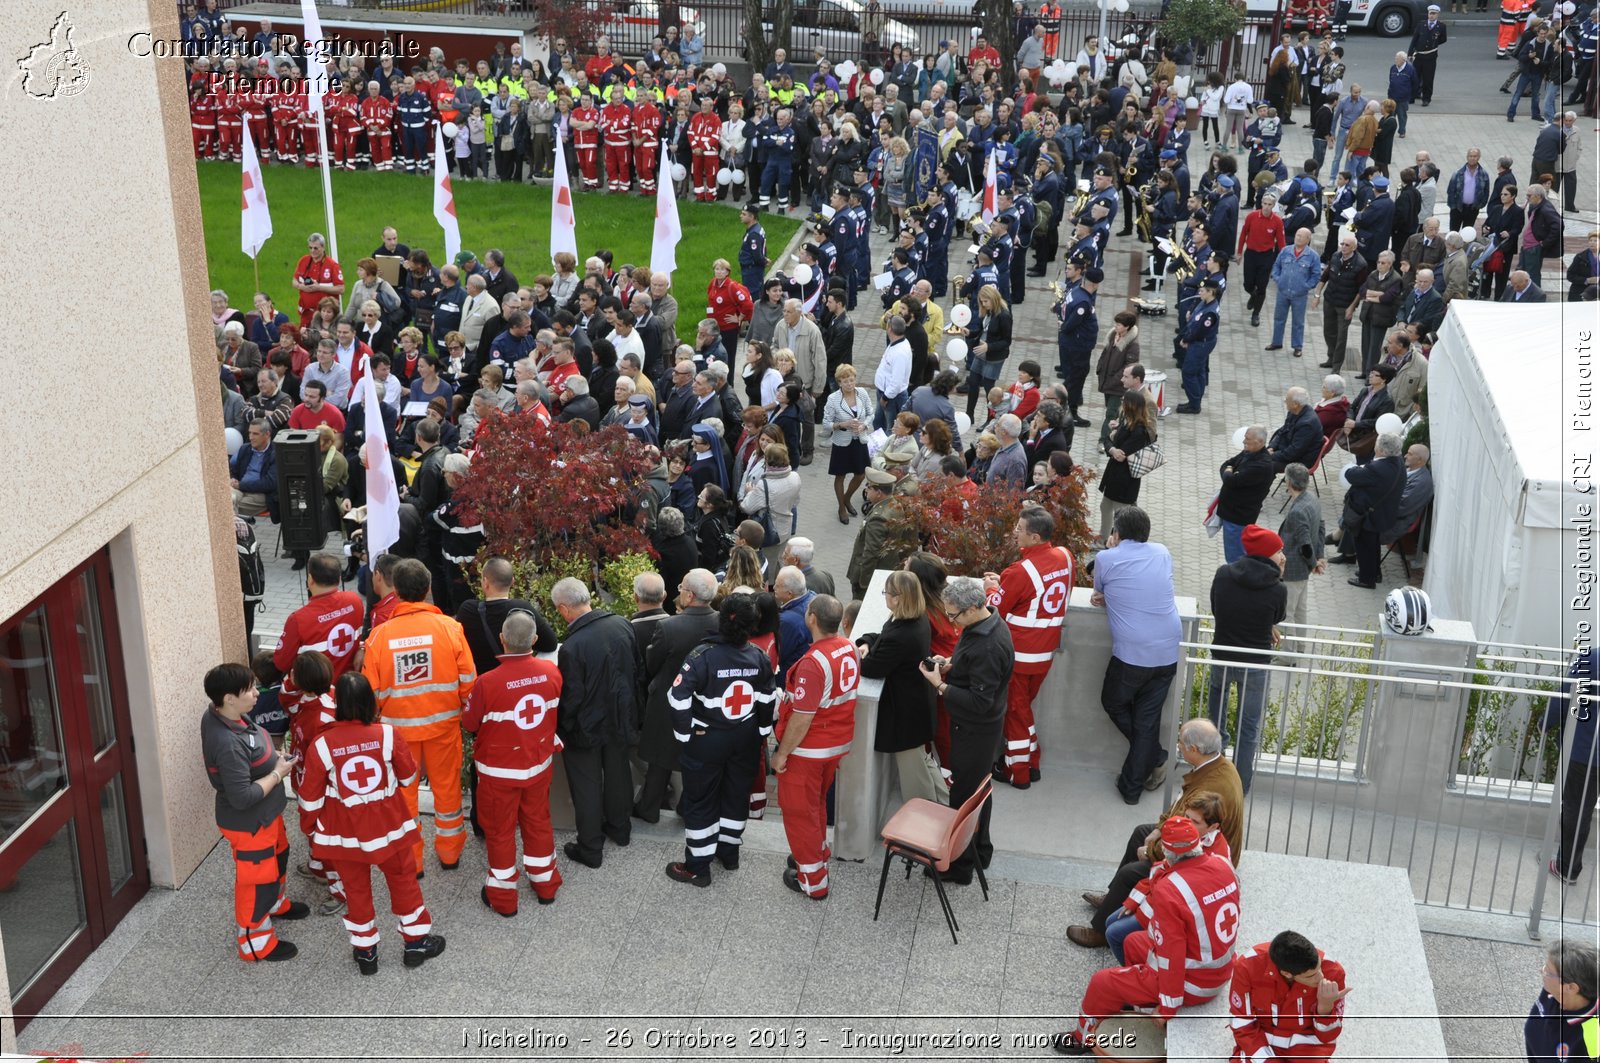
<box><xmin>1099</xmin><ymin>0</ymin><xmax>1131</xmax><ymax>66</ymax></box>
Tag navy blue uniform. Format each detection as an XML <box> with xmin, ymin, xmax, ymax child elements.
<box><xmin>739</xmin><ymin>222</ymin><xmax>768</xmax><ymax>296</ymax></box>
<box><xmin>668</xmin><ymin>637</ymin><xmax>778</xmax><ymax>874</ymax></box>
<box><xmin>759</xmin><ymin>123</ymin><xmax>796</xmax><ymax>207</ymax></box>
<box><xmin>1003</xmin><ymin>198</ymin><xmax>1035</xmax><ymax>304</ymax></box>
<box><xmin>986</xmin><ymin>232</ymin><xmax>1014</xmax><ymax>303</ymax></box>
<box><xmin>1353</xmin><ymin>194</ymin><xmax>1394</xmax><ymax>267</ymax></box>
<box><xmin>924</xmin><ymin>201</ymin><xmax>952</xmax><ymax>296</ymax></box>
<box><xmin>1208</xmin><ymin>192</ymin><xmax>1239</xmax><ymax>264</ymax></box>
<box><xmin>1055</xmin><ymin>285</ymin><xmax>1098</xmax><ymax>409</ymax></box>
<box><xmin>1178</xmin><ymin>300</ymin><xmax>1220</xmax><ymax>410</ymax></box>
<box><xmin>828</xmin><ymin>211</ymin><xmax>858</xmax><ymax>308</ymax></box>
<box><xmin>851</xmin><ymin>200</ymin><xmax>873</xmax><ymax>291</ymax></box>
<box><xmin>959</xmin><ymin>263</ymin><xmax>1000</xmax><ymax>319</ymax></box>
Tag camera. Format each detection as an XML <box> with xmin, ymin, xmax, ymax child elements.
<box><xmin>922</xmin><ymin>656</ymin><xmax>939</xmax><ymax>669</ymax></box>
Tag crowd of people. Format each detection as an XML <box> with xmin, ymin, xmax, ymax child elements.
<box><xmin>198</xmin><ymin>10</ymin><xmax>1599</xmax><ymax>1055</ymax></box>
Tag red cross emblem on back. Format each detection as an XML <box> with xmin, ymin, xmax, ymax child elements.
<box><xmin>340</xmin><ymin>754</ymin><xmax>383</xmax><ymax>796</ymax></box>
<box><xmin>723</xmin><ymin>680</ymin><xmax>755</xmax><ymax>721</ymax></box>
<box><xmin>1214</xmin><ymin>900</ymin><xmax>1240</xmax><ymax>944</ymax></box>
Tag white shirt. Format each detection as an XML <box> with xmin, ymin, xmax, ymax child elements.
<box><xmin>611</xmin><ymin>327</ymin><xmax>645</xmax><ymax>366</ymax></box>
<box><xmin>875</xmin><ymin>338</ymin><xmax>912</xmax><ymax>399</ymax></box>
<box><xmin>376</xmin><ymin>373</ymin><xmax>403</xmax><ymax>412</ymax></box>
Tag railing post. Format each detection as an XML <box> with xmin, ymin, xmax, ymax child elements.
<box><xmin>1368</xmin><ymin>618</ymin><xmax>1479</xmax><ymax>824</ymax></box>
<box><xmin>1527</xmin><ymin>702</ymin><xmax>1582</xmax><ymax>939</ymax></box>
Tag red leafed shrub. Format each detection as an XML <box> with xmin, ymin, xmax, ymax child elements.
<box><xmin>883</xmin><ymin>468</ymin><xmax>1098</xmax><ymax>577</ymax></box>
<box><xmin>452</xmin><ymin>414</ymin><xmax>658</xmax><ymax>569</ymax></box>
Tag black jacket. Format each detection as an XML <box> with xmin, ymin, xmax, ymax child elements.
<box><xmin>1528</xmin><ymin>199</ymin><xmax>1563</xmax><ymax>256</ymax></box>
<box><xmin>638</xmin><ymin>606</ymin><xmax>719</xmax><ymax>767</ymax></box>
<box><xmin>822</xmin><ymin>310</ymin><xmax>856</xmax><ymax>374</ymax></box>
<box><xmin>453</xmin><ymin>597</ymin><xmax>559</xmax><ymax>675</ymax></box>
<box><xmin>941</xmin><ymin>610</ymin><xmax>1014</xmax><ymax>728</ymax></box>
<box><xmin>1319</xmin><ymin>249</ymin><xmax>1369</xmax><ymax>309</ymax></box>
<box><xmin>556</xmin><ymin>608</ymin><xmax>641</xmax><ymax>749</ymax></box>
<box><xmin>1209</xmin><ymin>556</ymin><xmax>1287</xmax><ymax>664</ymax></box>
<box><xmin>977</xmin><ymin>308</ymin><xmax>1013</xmax><ymax>364</ymax></box>
<box><xmin>557</xmin><ymin>394</ymin><xmax>601</xmax><ymax>429</ymax></box>
<box><xmin>652</xmin><ymin>531</ymin><xmax>699</xmax><ymax>614</ymax></box>
<box><xmin>1268</xmin><ymin>406</ymin><xmax>1325</xmax><ymax>469</ymax></box>
<box><xmin>1343</xmin><ymin>453</ymin><xmax>1406</xmax><ymax>534</ymax></box>
<box><xmin>1216</xmin><ymin>447</ymin><xmax>1276</xmax><ymax>525</ymax></box>
<box><xmin>858</xmin><ymin>615</ymin><xmax>934</xmax><ymax>753</ymax></box>
<box><xmin>1348</xmin><ymin>384</ymin><xmax>1395</xmax><ymax>431</ymax></box>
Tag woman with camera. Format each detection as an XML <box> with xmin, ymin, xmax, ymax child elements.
<box><xmin>857</xmin><ymin>570</ymin><xmax>943</xmax><ymax>804</ymax></box>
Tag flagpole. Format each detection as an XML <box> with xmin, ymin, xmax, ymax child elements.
<box><xmin>316</xmin><ymin>118</ymin><xmax>339</xmax><ymax>268</ymax></box>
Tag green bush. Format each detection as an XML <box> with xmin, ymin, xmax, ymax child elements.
<box><xmin>508</xmin><ymin>554</ymin><xmax>595</xmax><ymax>640</ymax></box>
<box><xmin>599</xmin><ymin>552</ymin><xmax>661</xmax><ymax>618</ymax></box>
<box><xmin>1459</xmin><ymin>656</ymin><xmax>1561</xmax><ymax>783</ymax></box>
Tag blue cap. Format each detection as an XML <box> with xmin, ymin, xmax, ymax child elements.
<box><xmin>1373</xmin><ymin>175</ymin><xmax>1391</xmax><ymax>188</ymax></box>
<box><xmin>1218</xmin><ymin>174</ymin><xmax>1236</xmax><ymax>188</ymax></box>
<box><xmin>1159</xmin><ymin>149</ymin><xmax>1177</xmax><ymax>160</ymax></box>
<box><xmin>1299</xmin><ymin>177</ymin><xmax>1318</xmax><ymax>193</ymax></box>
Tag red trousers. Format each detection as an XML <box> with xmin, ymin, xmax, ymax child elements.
<box><xmin>217</xmin><ymin>117</ymin><xmax>241</xmax><ymax>159</ymax></box>
<box><xmin>334</xmin><ymin>124</ymin><xmax>361</xmax><ymax>167</ymax></box>
<box><xmin>192</xmin><ymin>124</ymin><xmax>216</xmax><ymax>159</ymax></box>
<box><xmin>777</xmin><ymin>753</ymin><xmax>842</xmax><ymax>897</ymax></box>
<box><xmin>246</xmin><ymin>117</ymin><xmax>268</xmax><ymax>157</ymax></box>
<box><xmin>368</xmin><ymin>129</ymin><xmax>393</xmax><ymax>170</ymax></box>
<box><xmin>1076</xmin><ymin>930</ymin><xmax>1212</xmax><ymax>1037</ymax></box>
<box><xmin>749</xmin><ymin>740</ymin><xmax>769</xmax><ymax>819</ymax></box>
<box><xmin>329</xmin><ymin>846</ymin><xmax>431</xmax><ymax>951</ymax></box>
<box><xmin>220</xmin><ymin>817</ymin><xmax>292</xmax><ymax>961</ymax></box>
<box><xmin>635</xmin><ymin>144</ymin><xmax>658</xmax><ymax>194</ymax></box>
<box><xmin>477</xmin><ymin>774</ymin><xmax>561</xmax><ymax>912</ymax></box>
<box><xmin>301</xmin><ymin>121</ymin><xmax>325</xmax><ymax>167</ymax></box>
<box><xmin>604</xmin><ymin>143</ymin><xmax>631</xmax><ymax>191</ymax></box>
<box><xmin>693</xmin><ymin>152</ymin><xmax>720</xmax><ymax>200</ymax></box>
<box><xmin>273</xmin><ymin>120</ymin><xmax>299</xmax><ymax>162</ymax></box>
<box><xmin>933</xmin><ymin>698</ymin><xmax>952</xmax><ymax>776</ymax></box>
<box><xmin>1001</xmin><ymin>670</ymin><xmax>1046</xmax><ymax>784</ymax></box>
<box><xmin>576</xmin><ymin>146</ymin><xmax>599</xmax><ymax>187</ymax></box>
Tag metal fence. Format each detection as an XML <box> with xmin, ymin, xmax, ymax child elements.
<box><xmin>1166</xmin><ymin>621</ymin><xmax>1594</xmax><ymax>938</ymax></box>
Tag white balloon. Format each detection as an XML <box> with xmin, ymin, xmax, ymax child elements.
<box><xmin>1375</xmin><ymin>413</ymin><xmax>1405</xmax><ymax>437</ymax></box>
<box><xmin>717</xmin><ymin>168</ymin><xmax>733</xmax><ymax>185</ymax></box>
<box><xmin>870</xmin><ymin>68</ymin><xmax>884</xmax><ymax>85</ymax></box>
<box><xmin>225</xmin><ymin>427</ymin><xmax>244</xmax><ymax>457</ymax></box>
<box><xmin>971</xmin><ymin>26</ymin><xmax>981</xmax><ymax>38</ymax></box>
<box><xmin>442</xmin><ymin>122</ymin><xmax>459</xmax><ymax>139</ymax></box>
<box><xmin>955</xmin><ymin>411</ymin><xmax>973</xmax><ymax>439</ymax></box>
<box><xmin>836</xmin><ymin>60</ymin><xmax>858</xmax><ymax>81</ymax></box>
<box><xmin>950</xmin><ymin>303</ymin><xmax>972</xmax><ymax>327</ymax></box>
<box><xmin>731</xmin><ymin>168</ymin><xmax>746</xmax><ymax>184</ymax></box>
<box><xmin>712</xmin><ymin>62</ymin><xmax>727</xmax><ymax>77</ymax></box>
<box><xmin>793</xmin><ymin>263</ymin><xmax>814</xmax><ymax>285</ymax></box>
<box><xmin>1231</xmin><ymin>426</ymin><xmax>1249</xmax><ymax>449</ymax></box>
<box><xmin>1114</xmin><ymin>0</ymin><xmax>1130</xmax><ymax>11</ymax></box>
<box><xmin>946</xmin><ymin>337</ymin><xmax>969</xmax><ymax>362</ymax></box>
<box><xmin>1460</xmin><ymin>226</ymin><xmax>1477</xmax><ymax>243</ymax></box>
<box><xmin>671</xmin><ymin>163</ymin><xmax>687</xmax><ymax>181</ymax></box>
<box><xmin>1186</xmin><ymin>96</ymin><xmax>1200</xmax><ymax>110</ymax></box>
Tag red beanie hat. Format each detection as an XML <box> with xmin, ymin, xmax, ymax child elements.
<box><xmin>1160</xmin><ymin>815</ymin><xmax>1202</xmax><ymax>856</ymax></box>
<box><xmin>1241</xmin><ymin>524</ymin><xmax>1284</xmax><ymax>558</ymax></box>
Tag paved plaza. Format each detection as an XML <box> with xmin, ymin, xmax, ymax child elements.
<box><xmin>36</xmin><ymin>66</ymin><xmax>1592</xmax><ymax>1062</ymax></box>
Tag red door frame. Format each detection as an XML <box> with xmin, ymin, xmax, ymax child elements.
<box><xmin>0</xmin><ymin>549</ymin><xmax>149</xmax><ymax>1030</ymax></box>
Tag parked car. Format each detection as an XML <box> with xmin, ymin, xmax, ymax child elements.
<box><xmin>602</xmin><ymin>1</ymin><xmax>704</xmax><ymax>54</ymax></box>
<box><xmin>1279</xmin><ymin>0</ymin><xmax>1429</xmax><ymax>34</ymax></box>
<box><xmin>775</xmin><ymin>0</ymin><xmax>921</xmax><ymax>57</ymax></box>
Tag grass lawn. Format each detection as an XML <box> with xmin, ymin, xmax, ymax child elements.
<box><xmin>195</xmin><ymin>162</ymin><xmax>802</xmax><ymax>345</ymax></box>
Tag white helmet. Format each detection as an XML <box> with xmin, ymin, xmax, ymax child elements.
<box><xmin>1384</xmin><ymin>587</ymin><xmax>1432</xmax><ymax>636</ymax></box>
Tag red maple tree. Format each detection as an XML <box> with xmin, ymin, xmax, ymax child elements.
<box><xmin>883</xmin><ymin>469</ymin><xmax>1098</xmax><ymax>577</ymax></box>
<box><xmin>452</xmin><ymin>414</ymin><xmax>658</xmax><ymax>570</ymax></box>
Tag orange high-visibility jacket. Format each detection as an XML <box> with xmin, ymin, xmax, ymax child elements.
<box><xmin>361</xmin><ymin>601</ymin><xmax>476</xmax><ymax>741</ymax></box>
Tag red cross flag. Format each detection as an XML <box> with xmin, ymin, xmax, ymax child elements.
<box><xmin>981</xmin><ymin>149</ymin><xmax>998</xmax><ymax>225</ymax></box>
<box><xmin>650</xmin><ymin>137</ymin><xmax>681</xmax><ymax>277</ymax></box>
<box><xmin>550</xmin><ymin>125</ymin><xmax>579</xmax><ymax>266</ymax></box>
<box><xmin>433</xmin><ymin>122</ymin><xmax>461</xmax><ymax>264</ymax></box>
<box><xmin>240</xmin><ymin>121</ymin><xmax>272</xmax><ymax>260</ymax></box>
<box><xmin>358</xmin><ymin>354</ymin><xmax>400</xmax><ymax>558</ymax></box>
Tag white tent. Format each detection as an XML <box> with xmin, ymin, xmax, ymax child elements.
<box><xmin>1425</xmin><ymin>302</ymin><xmax>1600</xmax><ymax>649</ymax></box>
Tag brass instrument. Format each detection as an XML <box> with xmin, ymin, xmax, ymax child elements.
<box><xmin>1070</xmin><ymin>177</ymin><xmax>1090</xmax><ymax>221</ymax></box>
<box><xmin>1123</xmin><ymin>158</ymin><xmax>1139</xmax><ymax>184</ymax></box>
<box><xmin>1171</xmin><ymin>244</ymin><xmax>1198</xmax><ymax>284</ymax></box>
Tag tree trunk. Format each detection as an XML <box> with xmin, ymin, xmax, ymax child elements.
<box><xmin>743</xmin><ymin>0</ymin><xmax>792</xmax><ymax>71</ymax></box>
<box><xmin>978</xmin><ymin>0</ymin><xmax>1017</xmax><ymax>90</ymax></box>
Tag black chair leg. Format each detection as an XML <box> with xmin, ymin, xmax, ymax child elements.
<box><xmin>873</xmin><ymin>848</ymin><xmax>894</xmax><ymax>922</ymax></box>
<box><xmin>976</xmin><ymin>862</ymin><xmax>990</xmax><ymax>902</ymax></box>
<box><xmin>931</xmin><ymin>873</ymin><xmax>959</xmax><ymax>944</ymax></box>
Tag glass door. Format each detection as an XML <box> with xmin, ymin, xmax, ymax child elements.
<box><xmin>0</xmin><ymin>551</ymin><xmax>148</xmax><ymax>1030</ymax></box>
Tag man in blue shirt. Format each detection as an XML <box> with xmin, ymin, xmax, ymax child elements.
<box><xmin>1092</xmin><ymin>506</ymin><xmax>1183</xmax><ymax>804</ymax></box>
<box><xmin>774</xmin><ymin>567</ymin><xmax>816</xmax><ymax>677</ymax></box>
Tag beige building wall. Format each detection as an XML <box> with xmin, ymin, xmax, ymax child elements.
<box><xmin>0</xmin><ymin>0</ymin><xmax>243</xmax><ymax>1038</ymax></box>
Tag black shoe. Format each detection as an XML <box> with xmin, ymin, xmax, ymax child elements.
<box><xmin>261</xmin><ymin>940</ymin><xmax>298</xmax><ymax>962</ymax></box>
<box><xmin>604</xmin><ymin>829</ymin><xmax>631</xmax><ymax>848</ymax></box>
<box><xmin>1250</xmin><ymin>314</ymin><xmax>1260</xmax><ymax>327</ymax></box>
<box><xmin>481</xmin><ymin>886</ymin><xmax>515</xmax><ymax>918</ymax></box>
<box><xmin>1265</xmin><ymin>343</ymin><xmax>1283</xmax><ymax>351</ymax></box>
<box><xmin>1421</xmin><ymin>100</ymin><xmax>1430</xmax><ymax>107</ymax></box>
<box><xmin>783</xmin><ymin>867</ymin><xmax>827</xmax><ymax>899</ymax></box>
<box><xmin>353</xmin><ymin>945</ymin><xmax>377</xmax><ymax>975</ymax></box>
<box><xmin>440</xmin><ymin>860</ymin><xmax>459</xmax><ymax>870</ymax></box>
<box><xmin>665</xmin><ymin>861</ymin><xmax>710</xmax><ymax>887</ymax></box>
<box><xmin>1318</xmin><ymin>360</ymin><xmax>1336</xmax><ymax>368</ymax></box>
<box><xmin>991</xmin><ymin>765</ymin><xmax>1031</xmax><ymax>789</ymax></box>
<box><xmin>290</xmin><ymin>555</ymin><xmax>308</xmax><ymax>571</ymax></box>
<box><xmin>924</xmin><ymin>865</ymin><xmax>973</xmax><ymax>886</ymax></box>
<box><xmin>1070</xmin><ymin>414</ymin><xmax>1092</xmax><ymax>428</ymax></box>
<box><xmin>786</xmin><ymin>854</ymin><xmax>799</xmax><ymax>871</ymax></box>
<box><xmin>1029</xmin><ymin>767</ymin><xmax>1041</xmax><ymax>782</ymax></box>
<box><xmin>717</xmin><ymin>852</ymin><xmax>740</xmax><ymax>871</ymax></box>
<box><xmin>402</xmin><ymin>934</ymin><xmax>447</xmax><ymax>968</ymax></box>
<box><xmin>1026</xmin><ymin>268</ymin><xmax>1047</xmax><ymax>277</ymax></box>
<box><xmin>1325</xmin><ymin>532</ymin><xmax>1341</xmax><ymax>545</ymax></box>
<box><xmin>1173</xmin><ymin>404</ymin><xmax>1201</xmax><ymax>414</ymax></box>
<box><xmin>563</xmin><ymin>841</ymin><xmax>602</xmax><ymax>869</ymax></box>
<box><xmin>277</xmin><ymin>901</ymin><xmax>311</xmax><ymax>921</ymax></box>
<box><xmin>1121</xmin><ymin>790</ymin><xmax>1142</xmax><ymax>805</ymax></box>
<box><xmin>1293</xmin><ymin>347</ymin><xmax>1303</xmax><ymax>358</ymax></box>
<box><xmin>1347</xmin><ymin>577</ymin><xmax>1377</xmax><ymax>589</ymax></box>
<box><xmin>632</xmin><ymin>805</ymin><xmax>661</xmax><ymax>824</ymax></box>
<box><xmin>1328</xmin><ymin>553</ymin><xmax>1356</xmax><ymax>565</ymax></box>
<box><xmin>415</xmin><ymin>871</ymin><xmax>424</xmax><ymax>880</ymax></box>
<box><xmin>1051</xmin><ymin>1032</ymin><xmax>1093</xmax><ymax>1056</ymax></box>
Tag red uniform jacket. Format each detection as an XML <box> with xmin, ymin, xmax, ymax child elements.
<box><xmin>1144</xmin><ymin>852</ymin><xmax>1241</xmax><ymax>1017</ymax></box>
<box><xmin>430</xmin><ymin>78</ymin><xmax>458</xmax><ymax>122</ymax></box>
<box><xmin>360</xmin><ymin>94</ymin><xmax>394</xmax><ymax>134</ymax></box>
<box><xmin>191</xmin><ymin>94</ymin><xmax>217</xmax><ymax>129</ymax></box>
<box><xmin>462</xmin><ymin>653</ymin><xmax>565</xmax><ymax>786</ymax></box>
<box><xmin>273</xmin><ymin>87</ymin><xmax>301</xmax><ymax>123</ymax></box>
<box><xmin>634</xmin><ymin>101</ymin><xmax>662</xmax><ymax>146</ymax></box>
<box><xmin>294</xmin><ymin>252</ymin><xmax>344</xmax><ymax>319</ymax></box>
<box><xmin>991</xmin><ymin>542</ymin><xmax>1075</xmax><ymax>675</ymax></box>
<box><xmin>706</xmin><ymin>278</ymin><xmax>754</xmax><ymax>331</ymax></box>
<box><xmin>241</xmin><ymin>93</ymin><xmax>269</xmax><ymax>125</ymax></box>
<box><xmin>601</xmin><ymin>102</ymin><xmax>634</xmax><ymax>147</ymax></box>
<box><xmin>274</xmin><ymin>589</ymin><xmax>366</xmax><ymax>677</ymax></box>
<box><xmin>570</xmin><ymin>105</ymin><xmax>600</xmax><ymax>148</ymax></box>
<box><xmin>1229</xmin><ymin>944</ymin><xmax>1347</xmax><ymax>1061</ymax></box>
<box><xmin>280</xmin><ymin>683</ymin><xmax>335</xmax><ymax>790</ymax></box>
<box><xmin>779</xmin><ymin>635</ymin><xmax>859</xmax><ymax>759</ymax></box>
<box><xmin>217</xmin><ymin>90</ymin><xmax>244</xmax><ymax>123</ymax></box>
<box><xmin>331</xmin><ymin>92</ymin><xmax>363</xmax><ymax>132</ymax></box>
<box><xmin>688</xmin><ymin>112</ymin><xmax>723</xmax><ymax>155</ymax></box>
<box><xmin>298</xmin><ymin>720</ymin><xmax>419</xmax><ymax>863</ymax></box>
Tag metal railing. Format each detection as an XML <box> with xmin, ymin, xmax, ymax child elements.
<box><xmin>1167</xmin><ymin>621</ymin><xmax>1594</xmax><ymax>938</ymax></box>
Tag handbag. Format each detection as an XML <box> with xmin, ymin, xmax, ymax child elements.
<box><xmin>499</xmin><ymin>134</ymin><xmax>514</xmax><ymax>151</ymax></box>
<box><xmin>758</xmin><ymin>478</ymin><xmax>782</xmax><ymax>548</ymax></box>
<box><xmin>1203</xmin><ymin>493</ymin><xmax>1222</xmax><ymax>537</ymax></box>
<box><xmin>1127</xmin><ymin>440</ymin><xmax>1165</xmax><ymax>478</ymax></box>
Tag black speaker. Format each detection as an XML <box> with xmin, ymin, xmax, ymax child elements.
<box><xmin>275</xmin><ymin>429</ymin><xmax>327</xmax><ymax>552</ymax></box>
